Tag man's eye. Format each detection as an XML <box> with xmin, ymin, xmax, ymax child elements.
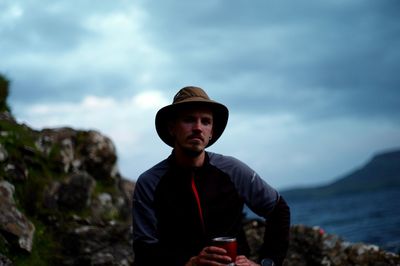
<box><xmin>202</xmin><ymin>119</ymin><xmax>212</xmax><ymax>125</ymax></box>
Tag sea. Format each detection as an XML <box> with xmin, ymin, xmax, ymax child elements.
<box><xmin>244</xmin><ymin>188</ymin><xmax>400</xmax><ymax>254</ymax></box>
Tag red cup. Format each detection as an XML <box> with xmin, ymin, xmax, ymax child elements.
<box><xmin>211</xmin><ymin>237</ymin><xmax>237</xmax><ymax>262</ymax></box>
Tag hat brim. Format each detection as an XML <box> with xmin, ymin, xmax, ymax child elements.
<box><xmin>155</xmin><ymin>100</ymin><xmax>229</xmax><ymax>148</ymax></box>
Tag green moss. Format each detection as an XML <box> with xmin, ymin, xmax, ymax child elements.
<box><xmin>94</xmin><ymin>178</ymin><xmax>117</xmax><ymax>196</ymax></box>
<box><xmin>9</xmin><ymin>219</ymin><xmax>62</xmax><ymax>266</ymax></box>
<box><xmin>0</xmin><ymin>235</ymin><xmax>10</xmax><ymax>254</ymax></box>
<box><xmin>0</xmin><ymin>119</ymin><xmax>68</xmax><ymax>216</ymax></box>
<box><xmin>13</xmin><ymin>177</ymin><xmax>44</xmax><ymax>216</ymax></box>
<box><xmin>0</xmin><ymin>121</ymin><xmax>35</xmax><ymax>146</ymax></box>
<box><xmin>93</xmin><ymin>179</ymin><xmax>127</xmax><ymax>221</ymax></box>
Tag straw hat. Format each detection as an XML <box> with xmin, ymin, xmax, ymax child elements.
<box><xmin>155</xmin><ymin>86</ymin><xmax>229</xmax><ymax>148</ymax></box>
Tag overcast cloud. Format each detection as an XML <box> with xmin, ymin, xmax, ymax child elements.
<box><xmin>1</xmin><ymin>0</ymin><xmax>399</xmax><ymax>189</ymax></box>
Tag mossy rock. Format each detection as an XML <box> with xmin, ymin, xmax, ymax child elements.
<box><xmin>0</xmin><ymin>74</ymin><xmax>11</xmax><ymax>112</ymax></box>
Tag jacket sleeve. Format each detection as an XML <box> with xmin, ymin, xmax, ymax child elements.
<box><xmin>132</xmin><ymin>168</ymin><xmax>165</xmax><ymax>266</ymax></box>
<box><xmin>209</xmin><ymin>154</ymin><xmax>291</xmax><ymax>265</ymax></box>
<box><xmin>132</xmin><ymin>170</ymin><xmax>196</xmax><ymax>266</ymax></box>
<box><xmin>258</xmin><ymin>195</ymin><xmax>291</xmax><ymax>266</ymax></box>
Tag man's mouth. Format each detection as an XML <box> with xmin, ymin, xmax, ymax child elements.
<box><xmin>188</xmin><ymin>135</ymin><xmax>204</xmax><ymax>142</ymax></box>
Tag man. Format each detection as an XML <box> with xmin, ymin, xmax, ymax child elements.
<box><xmin>132</xmin><ymin>87</ymin><xmax>290</xmax><ymax>266</ymax></box>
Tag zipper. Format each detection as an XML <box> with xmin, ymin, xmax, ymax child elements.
<box><xmin>191</xmin><ymin>172</ymin><xmax>206</xmax><ymax>233</ymax></box>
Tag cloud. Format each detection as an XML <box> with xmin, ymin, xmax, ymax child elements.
<box><xmin>1</xmin><ymin>0</ymin><xmax>171</xmax><ymax>104</ymax></box>
<box><xmin>132</xmin><ymin>0</ymin><xmax>400</xmax><ymax>121</ymax></box>
<box><xmin>213</xmin><ymin>111</ymin><xmax>400</xmax><ymax>188</ymax></box>
<box><xmin>3</xmin><ymin>0</ymin><xmax>399</xmax><ymax>121</ymax></box>
<box><xmin>14</xmin><ymin>91</ymin><xmax>167</xmax><ymax>145</ymax></box>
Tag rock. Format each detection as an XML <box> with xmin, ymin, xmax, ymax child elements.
<box><xmin>0</xmin><ymin>181</ymin><xmax>35</xmax><ymax>252</ymax></box>
<box><xmin>43</xmin><ymin>181</ymin><xmax>62</xmax><ymax>209</ymax></box>
<box><xmin>119</xmin><ymin>178</ymin><xmax>135</xmax><ymax>219</ymax></box>
<box><xmin>0</xmin><ymin>111</ymin><xmax>15</xmax><ymax>122</ymax></box>
<box><xmin>284</xmin><ymin>224</ymin><xmax>400</xmax><ymax>265</ymax></box>
<box><xmin>91</xmin><ymin>192</ymin><xmax>119</xmax><ymax>221</ymax></box>
<box><xmin>3</xmin><ymin>162</ymin><xmax>28</xmax><ymax>181</ymax></box>
<box><xmin>0</xmin><ymin>253</ymin><xmax>13</xmax><ymax>266</ymax></box>
<box><xmin>35</xmin><ymin>127</ymin><xmax>118</xmax><ymax>181</ymax></box>
<box><xmin>243</xmin><ymin>221</ymin><xmax>400</xmax><ymax>266</ymax></box>
<box><xmin>57</xmin><ymin>172</ymin><xmax>96</xmax><ymax>211</ymax></box>
<box><xmin>0</xmin><ymin>144</ymin><xmax>7</xmax><ymax>162</ymax></box>
<box><xmin>80</xmin><ymin>130</ymin><xmax>119</xmax><ymax>181</ymax></box>
<box><xmin>61</xmin><ymin>220</ymin><xmax>134</xmax><ymax>266</ymax></box>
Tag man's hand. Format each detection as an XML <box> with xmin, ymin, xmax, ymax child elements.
<box><xmin>235</xmin><ymin>255</ymin><xmax>260</xmax><ymax>266</ymax></box>
<box><xmin>185</xmin><ymin>246</ymin><xmax>233</xmax><ymax>265</ymax></box>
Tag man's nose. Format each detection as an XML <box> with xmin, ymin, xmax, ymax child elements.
<box><xmin>192</xmin><ymin>120</ymin><xmax>203</xmax><ymax>131</ymax></box>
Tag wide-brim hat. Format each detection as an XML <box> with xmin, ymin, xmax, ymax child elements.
<box><xmin>155</xmin><ymin>86</ymin><xmax>229</xmax><ymax>148</ymax></box>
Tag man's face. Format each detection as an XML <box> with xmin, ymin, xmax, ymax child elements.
<box><xmin>169</xmin><ymin>106</ymin><xmax>214</xmax><ymax>155</ymax></box>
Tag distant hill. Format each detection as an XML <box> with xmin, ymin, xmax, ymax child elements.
<box><xmin>281</xmin><ymin>149</ymin><xmax>400</xmax><ymax>200</ymax></box>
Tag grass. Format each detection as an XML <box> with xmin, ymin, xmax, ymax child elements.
<box><xmin>9</xmin><ymin>219</ymin><xmax>62</xmax><ymax>266</ymax></box>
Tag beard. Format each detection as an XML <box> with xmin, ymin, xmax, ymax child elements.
<box><xmin>181</xmin><ymin>146</ymin><xmax>203</xmax><ymax>158</ymax></box>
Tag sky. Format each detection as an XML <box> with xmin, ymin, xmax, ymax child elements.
<box><xmin>1</xmin><ymin>0</ymin><xmax>399</xmax><ymax>190</ymax></box>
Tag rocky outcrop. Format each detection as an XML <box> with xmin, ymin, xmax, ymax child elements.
<box><xmin>244</xmin><ymin>220</ymin><xmax>400</xmax><ymax>266</ymax></box>
<box><xmin>0</xmin><ymin>88</ymin><xmax>135</xmax><ymax>265</ymax></box>
<box><xmin>0</xmin><ymin>124</ymin><xmax>135</xmax><ymax>265</ymax></box>
<box><xmin>0</xmin><ymin>181</ymin><xmax>35</xmax><ymax>253</ymax></box>
<box><xmin>287</xmin><ymin>225</ymin><xmax>399</xmax><ymax>266</ymax></box>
